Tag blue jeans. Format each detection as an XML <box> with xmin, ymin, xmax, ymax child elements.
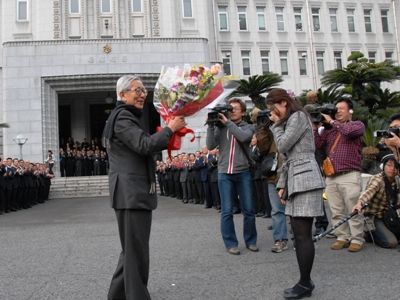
<box><xmin>372</xmin><ymin>217</ymin><xmax>398</xmax><ymax>248</ymax></box>
<box><xmin>218</xmin><ymin>171</ymin><xmax>257</xmax><ymax>249</ymax></box>
<box><xmin>268</xmin><ymin>183</ymin><xmax>288</xmax><ymax>242</ymax></box>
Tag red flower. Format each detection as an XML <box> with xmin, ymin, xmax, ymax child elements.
<box><xmin>190</xmin><ymin>70</ymin><xmax>199</xmax><ymax>77</ymax></box>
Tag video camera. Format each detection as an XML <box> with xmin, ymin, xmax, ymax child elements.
<box><xmin>374</xmin><ymin>127</ymin><xmax>400</xmax><ymax>139</ymax></box>
<box><xmin>310</xmin><ymin>104</ymin><xmax>338</xmax><ymax>124</ymax></box>
<box><xmin>256</xmin><ymin>109</ymin><xmax>273</xmax><ymax>128</ymax></box>
<box><xmin>207</xmin><ymin>104</ymin><xmax>233</xmax><ymax>127</ymax></box>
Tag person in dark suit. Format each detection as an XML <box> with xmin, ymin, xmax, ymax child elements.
<box><xmin>59</xmin><ymin>148</ymin><xmax>66</xmax><ymax>177</ymax></box>
<box><xmin>208</xmin><ymin>148</ymin><xmax>221</xmax><ymax>210</ymax></box>
<box><xmin>199</xmin><ymin>145</ymin><xmax>214</xmax><ymax>208</ymax></box>
<box><xmin>179</xmin><ymin>155</ymin><xmax>189</xmax><ymax>203</ymax></box>
<box><xmin>4</xmin><ymin>158</ymin><xmax>14</xmax><ymax>213</ymax></box>
<box><xmin>103</xmin><ymin>75</ymin><xmax>186</xmax><ymax>300</ymax></box>
<box><xmin>165</xmin><ymin>158</ymin><xmax>175</xmax><ymax>197</ymax></box>
<box><xmin>0</xmin><ymin>158</ymin><xmax>6</xmax><ymax>214</ymax></box>
<box><xmin>192</xmin><ymin>151</ymin><xmax>204</xmax><ymax>204</ymax></box>
<box><xmin>172</xmin><ymin>156</ymin><xmax>182</xmax><ymax>199</ymax></box>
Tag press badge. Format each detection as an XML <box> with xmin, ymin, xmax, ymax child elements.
<box><xmin>271</xmin><ymin>153</ymin><xmax>278</xmax><ymax>171</ymax></box>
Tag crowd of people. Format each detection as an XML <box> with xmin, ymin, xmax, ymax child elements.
<box><xmin>154</xmin><ymin>93</ymin><xmax>400</xmax><ymax>299</ymax></box>
<box><xmin>0</xmin><ymin>157</ymin><xmax>54</xmax><ymax>215</ymax></box>
<box><xmin>93</xmin><ymin>73</ymin><xmax>400</xmax><ymax>300</ymax></box>
<box><xmin>59</xmin><ymin>137</ymin><xmax>108</xmax><ymax>177</ymax></box>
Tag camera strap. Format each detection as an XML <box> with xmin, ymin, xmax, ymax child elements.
<box><xmin>329</xmin><ymin>134</ymin><xmax>341</xmax><ymax>156</ymax></box>
<box><xmin>237</xmin><ymin>140</ymin><xmax>256</xmax><ymax>169</ymax></box>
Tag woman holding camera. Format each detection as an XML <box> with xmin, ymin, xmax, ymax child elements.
<box><xmin>266</xmin><ymin>88</ymin><xmax>325</xmax><ymax>299</ymax></box>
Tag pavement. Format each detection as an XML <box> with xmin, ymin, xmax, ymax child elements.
<box><xmin>0</xmin><ymin>195</ymin><xmax>399</xmax><ymax>300</ymax></box>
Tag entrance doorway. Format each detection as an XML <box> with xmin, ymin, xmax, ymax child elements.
<box><xmin>58</xmin><ymin>105</ymin><xmax>71</xmax><ymax>147</ymax></box>
<box><xmin>90</xmin><ymin>104</ymin><xmax>115</xmax><ymax>142</ymax></box>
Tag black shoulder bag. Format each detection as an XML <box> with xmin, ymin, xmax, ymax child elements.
<box><xmin>382</xmin><ymin>175</ymin><xmax>400</xmax><ymax>235</ymax></box>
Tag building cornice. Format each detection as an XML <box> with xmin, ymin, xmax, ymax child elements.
<box><xmin>3</xmin><ymin>38</ymin><xmax>209</xmax><ymax>47</ymax></box>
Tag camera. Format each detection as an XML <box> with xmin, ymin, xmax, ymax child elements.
<box><xmin>374</xmin><ymin>128</ymin><xmax>400</xmax><ymax>139</ymax></box>
<box><xmin>207</xmin><ymin>104</ymin><xmax>233</xmax><ymax>127</ymax></box>
<box><xmin>256</xmin><ymin>109</ymin><xmax>272</xmax><ymax>128</ymax></box>
<box><xmin>310</xmin><ymin>104</ymin><xmax>338</xmax><ymax>124</ymax></box>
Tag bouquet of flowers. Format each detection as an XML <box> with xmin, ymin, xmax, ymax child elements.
<box><xmin>154</xmin><ymin>63</ymin><xmax>224</xmax><ymax>157</ymax></box>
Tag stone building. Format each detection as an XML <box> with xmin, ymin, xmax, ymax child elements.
<box><xmin>0</xmin><ymin>0</ymin><xmax>399</xmax><ymax>172</ymax></box>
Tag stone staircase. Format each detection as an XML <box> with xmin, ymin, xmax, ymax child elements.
<box><xmin>49</xmin><ymin>176</ymin><xmax>110</xmax><ymax>199</ymax></box>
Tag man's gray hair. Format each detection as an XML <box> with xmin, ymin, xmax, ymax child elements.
<box><xmin>116</xmin><ymin>75</ymin><xmax>140</xmax><ymax>101</ymax></box>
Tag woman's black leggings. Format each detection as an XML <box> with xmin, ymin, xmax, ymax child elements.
<box><xmin>291</xmin><ymin>216</ymin><xmax>315</xmax><ymax>286</ymax></box>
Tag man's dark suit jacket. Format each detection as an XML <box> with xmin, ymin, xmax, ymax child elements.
<box><xmin>107</xmin><ymin>109</ymin><xmax>173</xmax><ymax>210</ymax></box>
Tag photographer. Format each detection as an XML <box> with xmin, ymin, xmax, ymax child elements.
<box><xmin>352</xmin><ymin>154</ymin><xmax>400</xmax><ymax>248</ymax></box>
<box><xmin>314</xmin><ymin>97</ymin><xmax>365</xmax><ymax>252</ymax></box>
<box><xmin>380</xmin><ymin>113</ymin><xmax>400</xmax><ymax>161</ymax></box>
<box><xmin>250</xmin><ymin>108</ymin><xmax>272</xmax><ymax>219</ymax></box>
<box><xmin>206</xmin><ymin>98</ymin><xmax>258</xmax><ymax>255</ymax></box>
<box><xmin>252</xmin><ymin>108</ymin><xmax>289</xmax><ymax>253</ymax></box>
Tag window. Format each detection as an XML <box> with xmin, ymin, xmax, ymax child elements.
<box><xmin>381</xmin><ymin>10</ymin><xmax>389</xmax><ymax>33</ymax></box>
<box><xmin>329</xmin><ymin>8</ymin><xmax>338</xmax><ymax>32</ymax></box>
<box><xmin>222</xmin><ymin>58</ymin><xmax>231</xmax><ymax>76</ymax></box>
<box><xmin>276</xmin><ymin>7</ymin><xmax>285</xmax><ymax>31</ymax></box>
<box><xmin>70</xmin><ymin>0</ymin><xmax>79</xmax><ymax>14</ymax></box>
<box><xmin>294</xmin><ymin>7</ymin><xmax>302</xmax><ymax>31</ymax></box>
<box><xmin>257</xmin><ymin>6</ymin><xmax>266</xmax><ymax>31</ymax></box>
<box><xmin>17</xmin><ymin>0</ymin><xmax>28</xmax><ymax>20</ymax></box>
<box><xmin>347</xmin><ymin>9</ymin><xmax>355</xmax><ymax>32</ymax></box>
<box><xmin>102</xmin><ymin>0</ymin><xmax>111</xmax><ymax>13</ymax></box>
<box><xmin>316</xmin><ymin>51</ymin><xmax>325</xmax><ymax>75</ymax></box>
<box><xmin>280</xmin><ymin>51</ymin><xmax>289</xmax><ymax>75</ymax></box>
<box><xmin>364</xmin><ymin>10</ymin><xmax>372</xmax><ymax>33</ymax></box>
<box><xmin>368</xmin><ymin>51</ymin><xmax>376</xmax><ymax>63</ymax></box>
<box><xmin>132</xmin><ymin>0</ymin><xmax>142</xmax><ymax>13</ymax></box>
<box><xmin>238</xmin><ymin>6</ymin><xmax>247</xmax><ymax>31</ymax></box>
<box><xmin>183</xmin><ymin>0</ymin><xmax>193</xmax><ymax>18</ymax></box>
<box><xmin>298</xmin><ymin>52</ymin><xmax>307</xmax><ymax>75</ymax></box>
<box><xmin>334</xmin><ymin>51</ymin><xmax>342</xmax><ymax>69</ymax></box>
<box><xmin>218</xmin><ymin>6</ymin><xmax>228</xmax><ymax>31</ymax></box>
<box><xmin>312</xmin><ymin>8</ymin><xmax>320</xmax><ymax>31</ymax></box>
<box><xmin>241</xmin><ymin>51</ymin><xmax>251</xmax><ymax>75</ymax></box>
<box><xmin>260</xmin><ymin>51</ymin><xmax>270</xmax><ymax>74</ymax></box>
<box><xmin>222</xmin><ymin>55</ymin><xmax>232</xmax><ymax>76</ymax></box>
<box><xmin>385</xmin><ymin>52</ymin><xmax>393</xmax><ymax>59</ymax></box>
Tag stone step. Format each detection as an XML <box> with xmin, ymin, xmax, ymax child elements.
<box><xmin>49</xmin><ymin>175</ymin><xmax>160</xmax><ymax>199</ymax></box>
<box><xmin>49</xmin><ymin>176</ymin><xmax>110</xmax><ymax>199</ymax></box>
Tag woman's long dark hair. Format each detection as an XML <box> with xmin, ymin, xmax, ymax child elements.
<box><xmin>266</xmin><ymin>88</ymin><xmax>310</xmax><ymax>126</ymax></box>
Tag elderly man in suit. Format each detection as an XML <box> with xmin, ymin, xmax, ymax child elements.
<box><xmin>103</xmin><ymin>75</ymin><xmax>186</xmax><ymax>300</ymax></box>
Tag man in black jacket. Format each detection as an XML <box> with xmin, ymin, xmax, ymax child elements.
<box><xmin>104</xmin><ymin>75</ymin><xmax>185</xmax><ymax>300</ymax></box>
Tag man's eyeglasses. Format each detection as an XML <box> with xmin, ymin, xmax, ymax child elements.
<box><xmin>130</xmin><ymin>87</ymin><xmax>148</xmax><ymax>96</ymax></box>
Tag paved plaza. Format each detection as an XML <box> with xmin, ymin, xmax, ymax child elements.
<box><xmin>0</xmin><ymin>195</ymin><xmax>399</xmax><ymax>300</ymax></box>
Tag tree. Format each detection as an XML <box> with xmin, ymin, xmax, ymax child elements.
<box><xmin>321</xmin><ymin>52</ymin><xmax>400</xmax><ymax>104</ymax></box>
<box><xmin>227</xmin><ymin>73</ymin><xmax>283</xmax><ymax>109</ymax></box>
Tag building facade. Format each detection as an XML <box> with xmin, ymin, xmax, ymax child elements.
<box><xmin>0</xmin><ymin>0</ymin><xmax>399</xmax><ymax>171</ymax></box>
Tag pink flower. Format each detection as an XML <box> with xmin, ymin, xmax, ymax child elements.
<box><xmin>175</xmin><ymin>69</ymin><xmax>183</xmax><ymax>77</ymax></box>
<box><xmin>197</xmin><ymin>82</ymin><xmax>204</xmax><ymax>89</ymax></box>
<box><xmin>190</xmin><ymin>77</ymin><xmax>199</xmax><ymax>85</ymax></box>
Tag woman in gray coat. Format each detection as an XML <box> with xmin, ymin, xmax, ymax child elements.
<box><xmin>266</xmin><ymin>88</ymin><xmax>324</xmax><ymax>299</ymax></box>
